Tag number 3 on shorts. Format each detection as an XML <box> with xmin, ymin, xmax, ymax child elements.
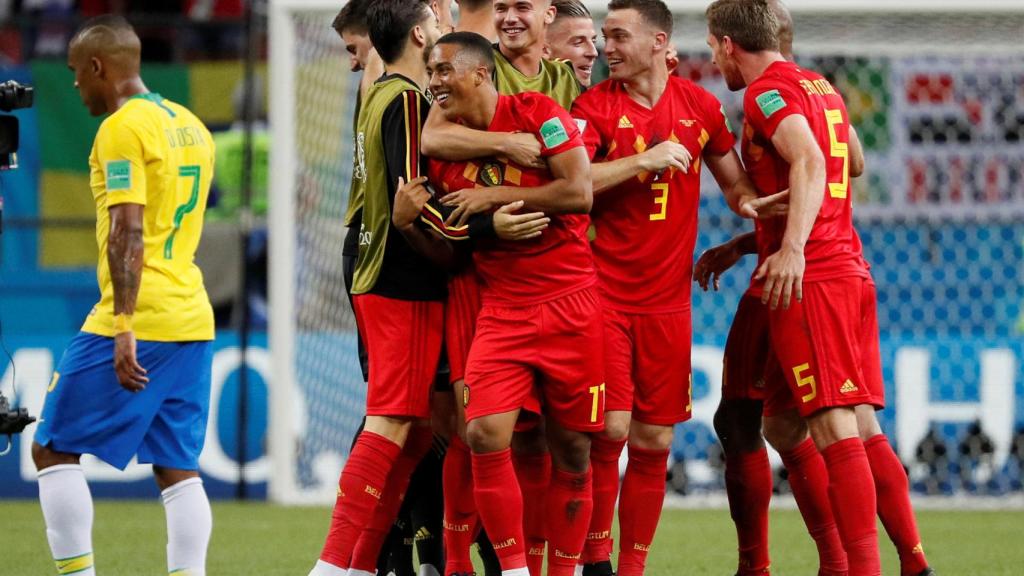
<box><xmin>589</xmin><ymin>382</ymin><xmax>606</xmax><ymax>422</ymax></box>
<box><xmin>792</xmin><ymin>363</ymin><xmax>818</xmax><ymax>403</ymax></box>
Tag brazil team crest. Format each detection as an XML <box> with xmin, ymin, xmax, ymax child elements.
<box><xmin>480</xmin><ymin>162</ymin><xmax>504</xmax><ymax>187</ymax></box>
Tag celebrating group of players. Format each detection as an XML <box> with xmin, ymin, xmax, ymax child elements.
<box><xmin>311</xmin><ymin>1</ymin><xmax>937</xmax><ymax>576</ymax></box>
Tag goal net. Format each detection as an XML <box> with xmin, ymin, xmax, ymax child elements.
<box><xmin>268</xmin><ymin>1</ymin><xmax>1024</xmax><ymax>504</ymax></box>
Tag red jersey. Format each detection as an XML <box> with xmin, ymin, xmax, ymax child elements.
<box><xmin>571</xmin><ymin>76</ymin><xmax>735</xmax><ymax>313</ymax></box>
<box><xmin>427</xmin><ymin>92</ymin><xmax>596</xmax><ymax>307</ymax></box>
<box><xmin>742</xmin><ymin>61</ymin><xmax>869</xmax><ymax>293</ymax></box>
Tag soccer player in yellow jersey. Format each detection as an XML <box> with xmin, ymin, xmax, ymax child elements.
<box><xmin>32</xmin><ymin>15</ymin><xmax>215</xmax><ymax>576</ymax></box>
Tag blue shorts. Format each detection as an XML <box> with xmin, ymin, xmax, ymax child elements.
<box><xmin>34</xmin><ymin>332</ymin><xmax>213</xmax><ymax>471</ymax></box>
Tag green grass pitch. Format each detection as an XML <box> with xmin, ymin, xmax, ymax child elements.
<box><xmin>3</xmin><ymin>501</ymin><xmax>1022</xmax><ymax>574</ymax></box>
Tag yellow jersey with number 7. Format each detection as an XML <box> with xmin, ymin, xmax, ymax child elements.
<box><xmin>81</xmin><ymin>93</ymin><xmax>215</xmax><ymax>342</ymax></box>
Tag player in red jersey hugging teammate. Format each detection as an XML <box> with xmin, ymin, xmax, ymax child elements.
<box><xmin>394</xmin><ymin>32</ymin><xmax>602</xmax><ymax>576</ymax></box>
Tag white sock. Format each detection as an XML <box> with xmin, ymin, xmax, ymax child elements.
<box><xmin>574</xmin><ymin>565</ymin><xmax>584</xmax><ymax>576</ymax></box>
<box><xmin>38</xmin><ymin>464</ymin><xmax>96</xmax><ymax>576</ymax></box>
<box><xmin>38</xmin><ymin>461</ymin><xmax>95</xmax><ymax>573</ymax></box>
<box><xmin>348</xmin><ymin>569</ymin><xmax>374</xmax><ymax>576</ymax></box>
<box><xmin>418</xmin><ymin>564</ymin><xmax>440</xmax><ymax>576</ymax></box>
<box><xmin>308</xmin><ymin>559</ymin><xmax>349</xmax><ymax>576</ymax></box>
<box><xmin>502</xmin><ymin>569</ymin><xmax>531</xmax><ymax>576</ymax></box>
<box><xmin>162</xmin><ymin>477</ymin><xmax>211</xmax><ymax>576</ymax></box>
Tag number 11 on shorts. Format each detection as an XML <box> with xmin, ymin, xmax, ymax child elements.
<box><xmin>589</xmin><ymin>382</ymin><xmax>606</xmax><ymax>423</ymax></box>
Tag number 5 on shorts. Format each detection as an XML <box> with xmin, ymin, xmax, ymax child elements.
<box><xmin>792</xmin><ymin>363</ymin><xmax>818</xmax><ymax>403</ymax></box>
<box><xmin>589</xmin><ymin>382</ymin><xmax>606</xmax><ymax>423</ymax></box>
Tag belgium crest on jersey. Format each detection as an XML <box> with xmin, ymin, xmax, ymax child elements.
<box><xmin>480</xmin><ymin>162</ymin><xmax>504</xmax><ymax>187</ymax></box>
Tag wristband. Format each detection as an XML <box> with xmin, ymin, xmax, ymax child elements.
<box><xmin>113</xmin><ymin>313</ymin><xmax>133</xmax><ymax>334</ymax></box>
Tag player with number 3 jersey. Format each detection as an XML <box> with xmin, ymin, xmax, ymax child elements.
<box><xmin>569</xmin><ymin>2</ymin><xmax>770</xmax><ymax>574</ymax></box>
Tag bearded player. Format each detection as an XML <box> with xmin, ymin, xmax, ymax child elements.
<box><xmin>701</xmin><ymin>2</ymin><xmax>932</xmax><ymax>575</ymax></box>
<box><xmin>545</xmin><ymin>0</ymin><xmax>599</xmax><ymax>87</ymax></box>
<box><xmin>569</xmin><ymin>1</ymin><xmax>782</xmax><ymax>574</ymax></box>
<box><xmin>34</xmin><ymin>16</ymin><xmax>216</xmax><ymax>576</ymax></box>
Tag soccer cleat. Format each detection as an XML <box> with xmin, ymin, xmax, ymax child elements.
<box><xmin>914</xmin><ymin>570</ymin><xmax>936</xmax><ymax>576</ymax></box>
<box><xmin>582</xmin><ymin>561</ymin><xmax>615</xmax><ymax>576</ymax></box>
<box><xmin>446</xmin><ymin>572</ymin><xmax>476</xmax><ymax>576</ymax></box>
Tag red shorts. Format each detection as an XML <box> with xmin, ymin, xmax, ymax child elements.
<box><xmin>721</xmin><ymin>294</ymin><xmax>771</xmax><ymax>402</ymax></box>
<box><xmin>762</xmin><ymin>276</ymin><xmax>883</xmax><ymax>418</ymax></box>
<box><xmin>446</xmin><ymin>268</ymin><xmax>483</xmax><ymax>385</ymax></box>
<box><xmin>464</xmin><ymin>287</ymin><xmax>605</xmax><ymax>432</ymax></box>
<box><xmin>603</xmin><ymin>307</ymin><xmax>693</xmax><ymax>425</ymax></box>
<box><xmin>859</xmin><ymin>279</ymin><xmax>885</xmax><ymax>408</ymax></box>
<box><xmin>353</xmin><ymin>294</ymin><xmax>444</xmax><ymax>419</ymax></box>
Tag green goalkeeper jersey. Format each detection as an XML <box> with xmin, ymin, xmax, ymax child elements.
<box><xmin>492</xmin><ymin>46</ymin><xmax>583</xmax><ymax>109</ymax></box>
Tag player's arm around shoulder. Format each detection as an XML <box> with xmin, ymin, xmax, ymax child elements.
<box><xmin>421</xmin><ymin>99</ymin><xmax>543</xmax><ymax>167</ymax></box>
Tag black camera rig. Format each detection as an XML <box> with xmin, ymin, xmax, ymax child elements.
<box><xmin>0</xmin><ymin>392</ymin><xmax>34</xmax><ymax>455</ymax></box>
<box><xmin>0</xmin><ymin>79</ymin><xmax>33</xmax><ymax>171</ymax></box>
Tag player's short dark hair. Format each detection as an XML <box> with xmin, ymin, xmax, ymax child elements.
<box><xmin>553</xmin><ymin>0</ymin><xmax>592</xmax><ymax>22</ymax></box>
<box><xmin>433</xmin><ymin>31</ymin><xmax>496</xmax><ymax>75</ymax></box>
<box><xmin>607</xmin><ymin>0</ymin><xmax>673</xmax><ymax>35</ymax></box>
<box><xmin>367</xmin><ymin>0</ymin><xmax>433</xmax><ymax>64</ymax></box>
<box><xmin>332</xmin><ymin>0</ymin><xmax>371</xmax><ymax>35</ymax></box>
<box><xmin>706</xmin><ymin>0</ymin><xmax>780</xmax><ymax>52</ymax></box>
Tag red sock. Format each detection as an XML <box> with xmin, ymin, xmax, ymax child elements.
<box><xmin>444</xmin><ymin>435</ymin><xmax>478</xmax><ymax>574</ymax></box>
<box><xmin>724</xmin><ymin>448</ymin><xmax>773</xmax><ymax>575</ymax></box>
<box><xmin>545</xmin><ymin>466</ymin><xmax>594</xmax><ymax>576</ymax></box>
<box><xmin>821</xmin><ymin>437</ymin><xmax>880</xmax><ymax>576</ymax></box>
<box><xmin>472</xmin><ymin>448</ymin><xmax>527</xmax><ymax>570</ymax></box>
<box><xmin>582</xmin><ymin>435</ymin><xmax>625</xmax><ymax>564</ymax></box>
<box><xmin>865</xmin><ymin>434</ymin><xmax>929</xmax><ymax>575</ymax></box>
<box><xmin>616</xmin><ymin>446</ymin><xmax>668</xmax><ymax>576</ymax></box>
<box><xmin>319</xmin><ymin>431</ymin><xmax>402</xmax><ymax>568</ymax></box>
<box><xmin>780</xmin><ymin>438</ymin><xmax>848</xmax><ymax>576</ymax></box>
<box><xmin>349</xmin><ymin>428</ymin><xmax>433</xmax><ymax>571</ymax></box>
<box><xmin>514</xmin><ymin>449</ymin><xmax>551</xmax><ymax>576</ymax></box>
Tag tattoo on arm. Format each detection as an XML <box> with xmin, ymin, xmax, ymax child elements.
<box><xmin>108</xmin><ymin>204</ymin><xmax>145</xmax><ymax>316</ymax></box>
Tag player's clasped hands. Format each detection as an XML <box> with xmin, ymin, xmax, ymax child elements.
<box><xmin>639</xmin><ymin>140</ymin><xmax>692</xmax><ymax>174</ymax></box>
<box><xmin>493</xmin><ymin>200</ymin><xmax>550</xmax><ymax>241</ymax></box>
<box><xmin>114</xmin><ymin>332</ymin><xmax>149</xmax><ymax>392</ymax></box>
<box><xmin>393</xmin><ymin>176</ymin><xmax>431</xmax><ymax>230</ymax></box>
<box><xmin>755</xmin><ymin>244</ymin><xmax>805</xmax><ymax>311</ymax></box>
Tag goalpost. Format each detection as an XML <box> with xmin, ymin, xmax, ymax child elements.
<box><xmin>268</xmin><ymin>0</ymin><xmax>1024</xmax><ymax>504</ymax></box>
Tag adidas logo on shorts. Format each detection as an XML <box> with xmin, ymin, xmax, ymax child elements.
<box><xmin>840</xmin><ymin>379</ymin><xmax>859</xmax><ymax>394</ymax></box>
